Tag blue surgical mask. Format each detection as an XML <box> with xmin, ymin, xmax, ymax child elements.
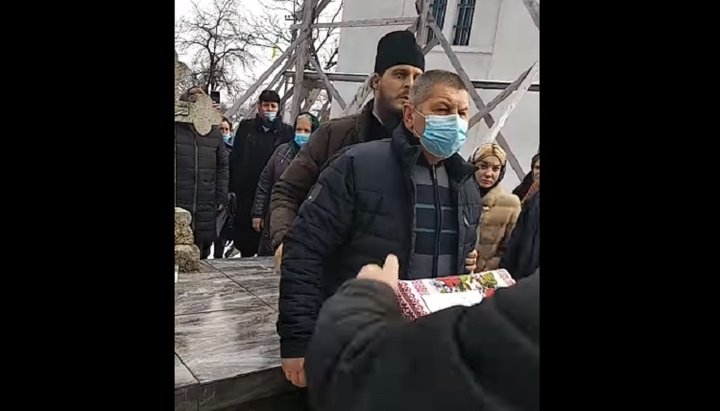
<box><xmin>264</xmin><ymin>111</ymin><xmax>277</xmax><ymax>122</ymax></box>
<box><xmin>294</xmin><ymin>132</ymin><xmax>310</xmax><ymax>147</ymax></box>
<box><xmin>222</xmin><ymin>133</ymin><xmax>233</xmax><ymax>146</ymax></box>
<box><xmin>414</xmin><ymin>110</ymin><xmax>468</xmax><ymax>159</ymax></box>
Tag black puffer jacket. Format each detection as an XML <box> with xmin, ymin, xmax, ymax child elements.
<box><xmin>175</xmin><ymin>122</ymin><xmax>229</xmax><ymax>243</ymax></box>
<box><xmin>500</xmin><ymin>191</ymin><xmax>540</xmax><ymax>279</ymax></box>
<box><xmin>307</xmin><ymin>273</ymin><xmax>540</xmax><ymax>411</ymax></box>
<box><xmin>278</xmin><ymin>125</ymin><xmax>483</xmax><ymax>358</ymax></box>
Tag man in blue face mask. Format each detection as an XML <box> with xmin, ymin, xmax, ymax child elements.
<box><xmin>277</xmin><ymin>69</ymin><xmax>483</xmax><ymax>387</ymax></box>
<box><xmin>228</xmin><ymin>89</ymin><xmax>294</xmax><ymax>258</ymax></box>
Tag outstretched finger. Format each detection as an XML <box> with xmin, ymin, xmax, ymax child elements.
<box><xmin>383</xmin><ymin>254</ymin><xmax>400</xmax><ymax>277</ymax></box>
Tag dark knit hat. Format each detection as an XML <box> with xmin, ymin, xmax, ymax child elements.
<box><xmin>374</xmin><ymin>31</ymin><xmax>425</xmax><ymax>74</ymax></box>
<box><xmin>258</xmin><ymin>89</ymin><xmax>280</xmax><ymax>103</ymax></box>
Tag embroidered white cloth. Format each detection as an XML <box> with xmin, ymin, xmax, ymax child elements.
<box><xmin>396</xmin><ymin>269</ymin><xmax>516</xmax><ymax>320</ymax></box>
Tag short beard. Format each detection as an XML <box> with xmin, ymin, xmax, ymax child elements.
<box><xmin>374</xmin><ymin>89</ymin><xmax>403</xmax><ymax>125</ymax></box>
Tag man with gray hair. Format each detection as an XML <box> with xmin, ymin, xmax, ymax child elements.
<box><xmin>277</xmin><ymin>69</ymin><xmax>483</xmax><ymax>387</ymax></box>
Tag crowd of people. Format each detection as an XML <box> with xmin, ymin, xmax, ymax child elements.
<box><xmin>176</xmin><ymin>29</ymin><xmax>540</xmax><ymax>411</ymax></box>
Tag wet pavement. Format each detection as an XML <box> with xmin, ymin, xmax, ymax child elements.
<box><xmin>175</xmin><ymin>257</ymin><xmax>302</xmax><ymax>411</ymax></box>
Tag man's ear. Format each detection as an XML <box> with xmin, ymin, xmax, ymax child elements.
<box><xmin>402</xmin><ymin>103</ymin><xmax>413</xmax><ymax>128</ymax></box>
<box><xmin>371</xmin><ymin>73</ymin><xmax>381</xmax><ymax>91</ymax></box>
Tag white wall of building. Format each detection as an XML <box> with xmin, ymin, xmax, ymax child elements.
<box><xmin>333</xmin><ymin>0</ymin><xmax>539</xmax><ymax>189</ymax></box>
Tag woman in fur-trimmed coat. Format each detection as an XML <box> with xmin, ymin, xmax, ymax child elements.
<box><xmin>470</xmin><ymin>144</ymin><xmax>521</xmax><ymax>272</ymax></box>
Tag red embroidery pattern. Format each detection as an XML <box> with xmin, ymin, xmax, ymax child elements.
<box><xmin>412</xmin><ymin>280</ymin><xmax>429</xmax><ymax>295</ymax></box>
<box><xmin>496</xmin><ymin>270</ymin><xmax>516</xmax><ymax>285</ymax></box>
<box><xmin>397</xmin><ymin>282</ymin><xmax>428</xmax><ymax>320</ymax></box>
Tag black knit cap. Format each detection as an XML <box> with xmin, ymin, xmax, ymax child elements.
<box><xmin>258</xmin><ymin>89</ymin><xmax>280</xmax><ymax>103</ymax></box>
<box><xmin>374</xmin><ymin>30</ymin><xmax>425</xmax><ymax>74</ymax></box>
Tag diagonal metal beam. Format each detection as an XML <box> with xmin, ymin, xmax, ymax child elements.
<box><xmin>319</xmin><ymin>95</ymin><xmax>332</xmax><ymax>121</ymax></box>
<box><xmin>291</xmin><ymin>0</ymin><xmax>318</xmax><ymax>119</ymax></box>
<box><xmin>422</xmin><ymin>37</ymin><xmax>439</xmax><ymax>54</ymax></box>
<box><xmin>480</xmin><ymin>61</ymin><xmax>539</xmax><ymax>145</ymax></box>
<box><xmin>267</xmin><ymin>52</ymin><xmax>298</xmax><ymax>94</ymax></box>
<box><xmin>308</xmin><ymin>53</ymin><xmax>347</xmax><ymax>109</ymax></box>
<box><xmin>416</xmin><ymin>0</ymin><xmax>430</xmax><ymax>45</ymax></box>
<box><xmin>238</xmin><ymin>53</ymin><xmax>298</xmax><ymax>119</ymax></box>
<box><xmin>428</xmin><ymin>20</ymin><xmax>525</xmax><ymax>180</ymax></box>
<box><xmin>225</xmin><ymin>30</ymin><xmax>309</xmax><ymax>118</ymax></box>
<box><xmin>469</xmin><ymin>64</ymin><xmax>533</xmax><ymax>129</ymax></box>
<box><xmin>340</xmin><ymin>76</ymin><xmax>372</xmax><ymax>116</ymax></box>
<box><xmin>280</xmin><ymin>85</ymin><xmax>295</xmax><ymax>107</ymax></box>
<box><xmin>302</xmin><ymin>88</ymin><xmax>322</xmax><ymax>112</ymax></box>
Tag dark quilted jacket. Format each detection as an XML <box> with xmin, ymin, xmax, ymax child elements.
<box><xmin>175</xmin><ymin>122</ymin><xmax>229</xmax><ymax>243</ymax></box>
<box><xmin>278</xmin><ymin>125</ymin><xmax>483</xmax><ymax>358</ymax></box>
<box><xmin>252</xmin><ymin>141</ymin><xmax>300</xmax><ymax>220</ymax></box>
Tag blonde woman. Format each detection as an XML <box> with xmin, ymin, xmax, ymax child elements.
<box><xmin>471</xmin><ymin>144</ymin><xmax>521</xmax><ymax>271</ymax></box>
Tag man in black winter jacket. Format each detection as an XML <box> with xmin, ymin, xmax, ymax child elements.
<box><xmin>278</xmin><ymin>70</ymin><xmax>482</xmax><ymax>387</ymax></box>
<box><xmin>306</xmin><ymin>254</ymin><xmax>539</xmax><ymax>411</ymax></box>
<box><xmin>229</xmin><ymin>89</ymin><xmax>293</xmax><ymax>257</ymax></box>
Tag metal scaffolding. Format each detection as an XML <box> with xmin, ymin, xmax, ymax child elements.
<box><xmin>224</xmin><ymin>0</ymin><xmax>540</xmax><ymax>179</ymax></box>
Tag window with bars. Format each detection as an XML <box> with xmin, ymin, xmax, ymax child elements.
<box><xmin>426</xmin><ymin>0</ymin><xmax>448</xmax><ymax>44</ymax></box>
<box><xmin>453</xmin><ymin>0</ymin><xmax>476</xmax><ymax>46</ymax></box>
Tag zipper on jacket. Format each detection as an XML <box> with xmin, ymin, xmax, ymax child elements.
<box><xmin>460</xmin><ymin>198</ymin><xmax>470</xmax><ymax>273</ymax></box>
<box><xmin>457</xmin><ymin>173</ymin><xmax>475</xmax><ymax>272</ymax></box>
<box><xmin>192</xmin><ymin>134</ymin><xmax>199</xmax><ymax>231</ymax></box>
<box><xmin>407</xmin><ymin>160</ymin><xmax>419</xmax><ymax>277</ymax></box>
<box><xmin>431</xmin><ymin>165</ymin><xmax>441</xmax><ymax>278</ymax></box>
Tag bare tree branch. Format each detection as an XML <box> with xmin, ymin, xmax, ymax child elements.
<box><xmin>323</xmin><ymin>46</ymin><xmax>338</xmax><ymax>70</ymax></box>
<box><xmin>177</xmin><ymin>0</ymin><xmax>343</xmax><ymax>105</ymax></box>
<box><xmin>175</xmin><ymin>0</ymin><xmax>255</xmax><ymax>97</ymax></box>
